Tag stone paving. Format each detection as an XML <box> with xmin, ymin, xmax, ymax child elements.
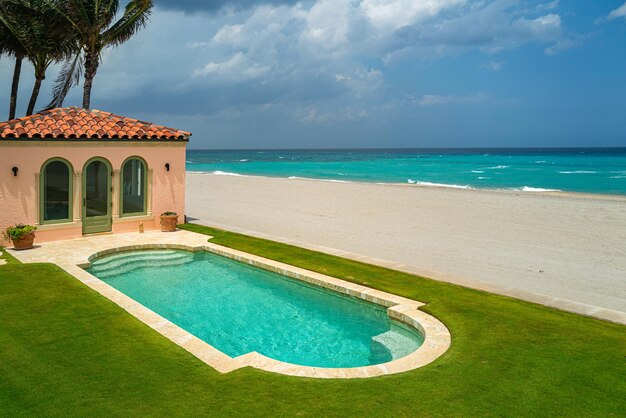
<box><xmin>7</xmin><ymin>230</ymin><xmax>451</xmax><ymax>379</ymax></box>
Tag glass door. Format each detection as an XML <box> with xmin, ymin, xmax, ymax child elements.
<box><xmin>82</xmin><ymin>159</ymin><xmax>112</xmax><ymax>234</ymax></box>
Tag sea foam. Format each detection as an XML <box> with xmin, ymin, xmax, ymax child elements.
<box><xmin>288</xmin><ymin>176</ymin><xmax>349</xmax><ymax>183</ymax></box>
<box><xmin>407</xmin><ymin>179</ymin><xmax>472</xmax><ymax>189</ymax></box>
<box><xmin>517</xmin><ymin>186</ymin><xmax>561</xmax><ymax>192</ymax></box>
<box><xmin>211</xmin><ymin>170</ymin><xmax>244</xmax><ymax>176</ymax></box>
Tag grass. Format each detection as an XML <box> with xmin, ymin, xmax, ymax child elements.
<box><xmin>1</xmin><ymin>226</ymin><xmax>625</xmax><ymax>417</ymax></box>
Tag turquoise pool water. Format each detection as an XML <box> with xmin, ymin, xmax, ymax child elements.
<box><xmin>87</xmin><ymin>250</ymin><xmax>423</xmax><ymax>368</ymax></box>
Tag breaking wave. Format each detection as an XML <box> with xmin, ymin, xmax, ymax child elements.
<box><xmin>407</xmin><ymin>179</ymin><xmax>472</xmax><ymax>189</ymax></box>
<box><xmin>517</xmin><ymin>186</ymin><xmax>561</xmax><ymax>192</ymax></box>
<box><xmin>211</xmin><ymin>170</ymin><xmax>244</xmax><ymax>176</ymax></box>
<box><xmin>288</xmin><ymin>176</ymin><xmax>350</xmax><ymax>183</ymax></box>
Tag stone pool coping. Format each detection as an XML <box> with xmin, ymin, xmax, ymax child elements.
<box><xmin>8</xmin><ymin>230</ymin><xmax>451</xmax><ymax>379</ymax></box>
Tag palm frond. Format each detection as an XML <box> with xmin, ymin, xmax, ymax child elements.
<box><xmin>101</xmin><ymin>0</ymin><xmax>152</xmax><ymax>48</ymax></box>
<box><xmin>44</xmin><ymin>51</ymin><xmax>83</xmax><ymax>110</ymax></box>
<box><xmin>42</xmin><ymin>0</ymin><xmax>86</xmax><ymax>41</ymax></box>
<box><xmin>0</xmin><ymin>2</ymin><xmax>31</xmax><ymax>57</ymax></box>
<box><xmin>97</xmin><ymin>0</ymin><xmax>119</xmax><ymax>31</ymax></box>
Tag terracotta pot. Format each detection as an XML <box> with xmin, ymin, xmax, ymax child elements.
<box><xmin>12</xmin><ymin>232</ymin><xmax>35</xmax><ymax>250</ymax></box>
<box><xmin>160</xmin><ymin>215</ymin><xmax>178</xmax><ymax>232</ymax></box>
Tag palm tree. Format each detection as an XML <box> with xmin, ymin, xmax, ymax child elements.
<box><xmin>11</xmin><ymin>1</ymin><xmax>74</xmax><ymax>115</ymax></box>
<box><xmin>47</xmin><ymin>0</ymin><xmax>153</xmax><ymax>109</ymax></box>
<box><xmin>1</xmin><ymin>0</ymin><xmax>74</xmax><ymax>116</ymax></box>
<box><xmin>0</xmin><ymin>0</ymin><xmax>27</xmax><ymax>119</ymax></box>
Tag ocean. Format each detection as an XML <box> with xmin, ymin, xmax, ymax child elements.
<box><xmin>186</xmin><ymin>148</ymin><xmax>626</xmax><ymax>196</ymax></box>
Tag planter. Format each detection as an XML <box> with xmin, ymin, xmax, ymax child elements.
<box><xmin>12</xmin><ymin>232</ymin><xmax>35</xmax><ymax>250</ymax></box>
<box><xmin>160</xmin><ymin>215</ymin><xmax>178</xmax><ymax>232</ymax></box>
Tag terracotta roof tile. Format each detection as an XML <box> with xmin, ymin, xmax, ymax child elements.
<box><xmin>0</xmin><ymin>107</ymin><xmax>191</xmax><ymax>141</ymax></box>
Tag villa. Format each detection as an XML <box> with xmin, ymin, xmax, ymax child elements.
<box><xmin>0</xmin><ymin>107</ymin><xmax>190</xmax><ymax>244</ymax></box>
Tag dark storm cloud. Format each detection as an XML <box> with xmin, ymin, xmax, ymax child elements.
<box><xmin>156</xmin><ymin>0</ymin><xmax>299</xmax><ymax>13</ymax></box>
<box><xmin>99</xmin><ymin>70</ymin><xmax>346</xmax><ymax>117</ymax></box>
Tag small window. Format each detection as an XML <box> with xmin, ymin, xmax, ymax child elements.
<box><xmin>41</xmin><ymin>159</ymin><xmax>72</xmax><ymax>223</ymax></box>
<box><xmin>121</xmin><ymin>158</ymin><xmax>146</xmax><ymax>216</ymax></box>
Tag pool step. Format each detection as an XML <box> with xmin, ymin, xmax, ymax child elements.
<box><xmin>90</xmin><ymin>251</ymin><xmax>190</xmax><ymax>269</ymax></box>
<box><xmin>371</xmin><ymin>330</ymin><xmax>417</xmax><ymax>360</ymax></box>
<box><xmin>94</xmin><ymin>258</ymin><xmax>192</xmax><ymax>277</ymax></box>
<box><xmin>91</xmin><ymin>250</ymin><xmax>179</xmax><ymax>268</ymax></box>
<box><xmin>90</xmin><ymin>256</ymin><xmax>192</xmax><ymax>276</ymax></box>
<box><xmin>89</xmin><ymin>251</ymin><xmax>193</xmax><ymax>275</ymax></box>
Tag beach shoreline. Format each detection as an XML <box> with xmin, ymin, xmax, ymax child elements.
<box><xmin>186</xmin><ymin>172</ymin><xmax>626</xmax><ymax>323</ymax></box>
<box><xmin>187</xmin><ymin>170</ymin><xmax>626</xmax><ymax>202</ymax></box>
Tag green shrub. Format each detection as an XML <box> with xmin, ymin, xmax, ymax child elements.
<box><xmin>3</xmin><ymin>224</ymin><xmax>37</xmax><ymax>241</ymax></box>
<box><xmin>161</xmin><ymin>211</ymin><xmax>177</xmax><ymax>216</ymax></box>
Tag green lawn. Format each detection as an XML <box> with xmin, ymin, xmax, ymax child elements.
<box><xmin>1</xmin><ymin>225</ymin><xmax>625</xmax><ymax>417</ymax></box>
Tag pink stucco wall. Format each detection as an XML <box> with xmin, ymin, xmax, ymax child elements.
<box><xmin>0</xmin><ymin>141</ymin><xmax>186</xmax><ymax>245</ymax></box>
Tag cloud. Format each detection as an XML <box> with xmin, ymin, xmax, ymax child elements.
<box><xmin>157</xmin><ymin>0</ymin><xmax>299</xmax><ymax>14</ymax></box>
<box><xmin>398</xmin><ymin>2</ymin><xmax>565</xmax><ymax>56</ymax></box>
<box><xmin>544</xmin><ymin>37</ymin><xmax>581</xmax><ymax>56</ymax></box>
<box><xmin>193</xmin><ymin>52</ymin><xmax>271</xmax><ymax>81</ymax></box>
<box><xmin>608</xmin><ymin>2</ymin><xmax>626</xmax><ymax>20</ymax></box>
<box><xmin>71</xmin><ymin>0</ymin><xmax>577</xmax><ymax>129</ymax></box>
<box><xmin>485</xmin><ymin>61</ymin><xmax>505</xmax><ymax>72</ymax></box>
<box><xmin>0</xmin><ymin>0</ymin><xmax>585</xmax><ymax>148</ymax></box>
<box><xmin>299</xmin><ymin>106</ymin><xmax>368</xmax><ymax>124</ymax></box>
<box><xmin>360</xmin><ymin>0</ymin><xmax>466</xmax><ymax>31</ymax></box>
<box><xmin>187</xmin><ymin>0</ymin><xmax>574</xmax><ymax>92</ymax></box>
<box><xmin>537</xmin><ymin>1</ymin><xmax>558</xmax><ymax>11</ymax></box>
<box><xmin>413</xmin><ymin>93</ymin><xmax>490</xmax><ymax>106</ymax></box>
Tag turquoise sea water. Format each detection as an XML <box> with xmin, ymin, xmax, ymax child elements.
<box><xmin>186</xmin><ymin>148</ymin><xmax>626</xmax><ymax>195</ymax></box>
<box><xmin>87</xmin><ymin>250</ymin><xmax>423</xmax><ymax>368</ymax></box>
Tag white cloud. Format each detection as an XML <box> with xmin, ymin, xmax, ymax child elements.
<box><xmin>413</xmin><ymin>93</ymin><xmax>490</xmax><ymax>106</ymax></box>
<box><xmin>360</xmin><ymin>0</ymin><xmax>465</xmax><ymax>31</ymax></box>
<box><xmin>2</xmin><ymin>1</ymin><xmax>577</xmax><ymax>120</ymax></box>
<box><xmin>608</xmin><ymin>2</ymin><xmax>626</xmax><ymax>20</ymax></box>
<box><xmin>299</xmin><ymin>105</ymin><xmax>368</xmax><ymax>124</ymax></box>
<box><xmin>302</xmin><ymin>0</ymin><xmax>355</xmax><ymax>51</ymax></box>
<box><xmin>485</xmin><ymin>60</ymin><xmax>505</xmax><ymax>71</ymax></box>
<box><xmin>187</xmin><ymin>0</ymin><xmax>575</xmax><ymax>94</ymax></box>
<box><xmin>537</xmin><ymin>1</ymin><xmax>558</xmax><ymax>11</ymax></box>
<box><xmin>335</xmin><ymin>68</ymin><xmax>385</xmax><ymax>97</ymax></box>
<box><xmin>544</xmin><ymin>37</ymin><xmax>580</xmax><ymax>56</ymax></box>
<box><xmin>193</xmin><ymin>52</ymin><xmax>271</xmax><ymax>81</ymax></box>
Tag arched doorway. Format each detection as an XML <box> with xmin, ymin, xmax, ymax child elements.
<box><xmin>82</xmin><ymin>158</ymin><xmax>112</xmax><ymax>234</ymax></box>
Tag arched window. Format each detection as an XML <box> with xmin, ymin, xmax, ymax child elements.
<box><xmin>40</xmin><ymin>159</ymin><xmax>73</xmax><ymax>223</ymax></box>
<box><xmin>120</xmin><ymin>157</ymin><xmax>147</xmax><ymax>216</ymax></box>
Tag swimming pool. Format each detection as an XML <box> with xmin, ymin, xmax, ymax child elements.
<box><xmin>87</xmin><ymin>249</ymin><xmax>424</xmax><ymax>368</ymax></box>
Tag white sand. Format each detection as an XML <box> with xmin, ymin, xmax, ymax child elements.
<box><xmin>186</xmin><ymin>173</ymin><xmax>626</xmax><ymax>323</ymax></box>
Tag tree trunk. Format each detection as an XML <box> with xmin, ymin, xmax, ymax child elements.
<box><xmin>26</xmin><ymin>75</ymin><xmax>43</xmax><ymax>116</ymax></box>
<box><xmin>9</xmin><ymin>55</ymin><xmax>22</xmax><ymax>120</ymax></box>
<box><xmin>82</xmin><ymin>52</ymin><xmax>99</xmax><ymax>109</ymax></box>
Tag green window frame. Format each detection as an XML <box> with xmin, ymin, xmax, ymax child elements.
<box><xmin>39</xmin><ymin>158</ymin><xmax>73</xmax><ymax>225</ymax></box>
<box><xmin>119</xmin><ymin>157</ymin><xmax>148</xmax><ymax>217</ymax></box>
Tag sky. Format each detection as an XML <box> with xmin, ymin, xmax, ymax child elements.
<box><xmin>1</xmin><ymin>0</ymin><xmax>625</xmax><ymax>149</ymax></box>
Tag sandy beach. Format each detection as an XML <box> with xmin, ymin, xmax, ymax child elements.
<box><xmin>186</xmin><ymin>173</ymin><xmax>626</xmax><ymax>323</ymax></box>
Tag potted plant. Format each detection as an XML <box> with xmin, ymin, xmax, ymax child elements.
<box><xmin>4</xmin><ymin>224</ymin><xmax>37</xmax><ymax>250</ymax></box>
<box><xmin>160</xmin><ymin>211</ymin><xmax>178</xmax><ymax>232</ymax></box>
